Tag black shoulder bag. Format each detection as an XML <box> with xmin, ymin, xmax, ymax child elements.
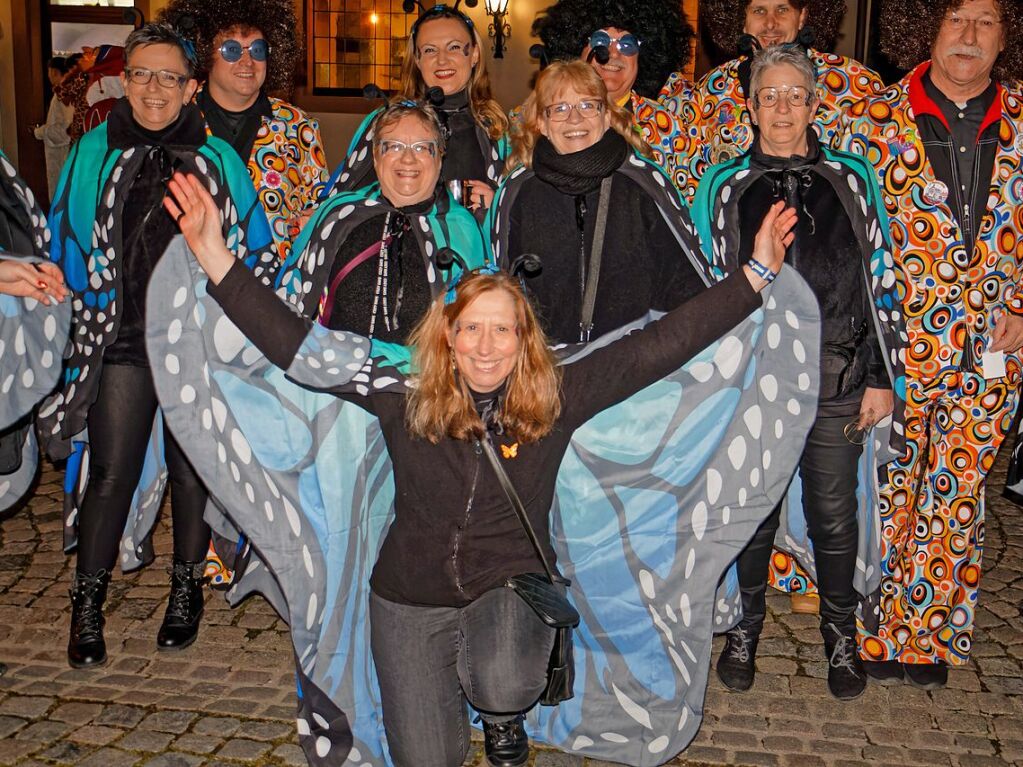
<box><xmin>478</xmin><ymin>434</ymin><xmax>580</xmax><ymax>706</ymax></box>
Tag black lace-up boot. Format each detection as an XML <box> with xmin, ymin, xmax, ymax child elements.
<box><xmin>156</xmin><ymin>560</ymin><xmax>206</xmax><ymax>650</ymax></box>
<box><xmin>716</xmin><ymin>624</ymin><xmax>759</xmax><ymax>691</ymax></box>
<box><xmin>67</xmin><ymin>569</ymin><xmax>111</xmax><ymax>668</ymax></box>
<box><xmin>483</xmin><ymin>714</ymin><xmax>529</xmax><ymax>767</ymax></box>
<box><xmin>822</xmin><ymin>622</ymin><xmax>866</xmax><ymax>700</ymax></box>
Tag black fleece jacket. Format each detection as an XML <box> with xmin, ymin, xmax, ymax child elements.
<box><xmin>209</xmin><ymin>261</ymin><xmax>761</xmax><ymax>607</ymax></box>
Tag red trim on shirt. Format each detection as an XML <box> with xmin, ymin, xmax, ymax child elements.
<box><xmin>908</xmin><ymin>61</ymin><xmax>1004</xmax><ymax>142</ymax></box>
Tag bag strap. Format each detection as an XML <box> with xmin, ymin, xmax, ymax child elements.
<box><xmin>478</xmin><ymin>434</ymin><xmax>562</xmax><ymax>585</ymax></box>
<box><xmin>579</xmin><ymin>176</ymin><xmax>613</xmax><ymax>343</ymax></box>
<box><xmin>318</xmin><ymin>235</ymin><xmax>393</xmax><ymax>325</ymax></box>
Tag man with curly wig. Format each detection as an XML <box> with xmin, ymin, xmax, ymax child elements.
<box><xmin>158</xmin><ymin>0</ymin><xmax>328</xmax><ymax>269</ymax></box>
<box><xmin>687</xmin><ymin>1</ymin><xmax>882</xmax><ymax>202</ymax></box>
<box><xmin>842</xmin><ymin>0</ymin><xmax>1023</xmax><ymax>690</ymax></box>
<box><xmin>530</xmin><ymin>0</ymin><xmax>698</xmax><ymax>191</ymax></box>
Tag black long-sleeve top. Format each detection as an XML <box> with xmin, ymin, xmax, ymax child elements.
<box><xmin>508</xmin><ymin>174</ymin><xmax>707</xmax><ymax>343</ymax></box>
<box><xmin>209</xmin><ymin>261</ymin><xmax>761</xmax><ymax>607</ymax></box>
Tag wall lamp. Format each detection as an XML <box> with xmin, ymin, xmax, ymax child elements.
<box><xmin>484</xmin><ymin>0</ymin><xmax>510</xmax><ymax>59</ymax></box>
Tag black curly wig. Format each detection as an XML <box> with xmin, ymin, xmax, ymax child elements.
<box><xmin>156</xmin><ymin>0</ymin><xmax>300</xmax><ymax>95</ymax></box>
<box><xmin>530</xmin><ymin>0</ymin><xmax>694</xmax><ymax>98</ymax></box>
<box><xmin>702</xmin><ymin>0</ymin><xmax>847</xmax><ymax>57</ymax></box>
<box><xmin>879</xmin><ymin>0</ymin><xmax>1023</xmax><ymax>83</ymax></box>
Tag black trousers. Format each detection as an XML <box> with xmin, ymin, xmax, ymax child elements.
<box><xmin>736</xmin><ymin>413</ymin><xmax>862</xmax><ymax>633</ymax></box>
<box><xmin>76</xmin><ymin>363</ymin><xmax>210</xmax><ymax>573</ymax></box>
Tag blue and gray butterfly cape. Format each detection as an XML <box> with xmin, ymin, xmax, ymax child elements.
<box><xmin>0</xmin><ymin>152</ymin><xmax>71</xmax><ymax>511</ymax></box>
<box><xmin>35</xmin><ymin>117</ymin><xmax>275</xmax><ymax>569</ymax></box>
<box><xmin>323</xmin><ymin>106</ymin><xmax>509</xmax><ymax>198</ymax></box>
<box><xmin>691</xmin><ymin>145</ymin><xmax>909</xmax><ymax>612</ymax></box>
<box><xmin>148</xmin><ymin>217</ymin><xmax>822</xmax><ymax>765</ymax></box>
<box><xmin>200</xmin><ymin>183</ymin><xmax>490</xmax><ymax>598</ymax></box>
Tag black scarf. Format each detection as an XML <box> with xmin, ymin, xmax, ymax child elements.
<box><xmin>106</xmin><ymin>98</ymin><xmax>206</xmax><ymax>151</ymax></box>
<box><xmin>198</xmin><ymin>88</ymin><xmax>273</xmax><ymax>163</ymax></box>
<box><xmin>532</xmin><ymin>129</ymin><xmax>628</xmax><ymax>196</ymax></box>
<box><xmin>749</xmin><ymin>128</ymin><xmax>820</xmax><ymax>270</ymax></box>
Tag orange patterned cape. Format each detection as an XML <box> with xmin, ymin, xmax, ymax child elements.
<box><xmin>203</xmin><ymin>94</ymin><xmax>329</xmax><ymax>265</ymax></box>
<box><xmin>842</xmin><ymin>63</ymin><xmax>1023</xmax><ymax>379</ymax></box>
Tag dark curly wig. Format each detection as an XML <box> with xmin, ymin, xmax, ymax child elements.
<box><xmin>879</xmin><ymin>0</ymin><xmax>1023</xmax><ymax>83</ymax></box>
<box><xmin>156</xmin><ymin>0</ymin><xmax>300</xmax><ymax>95</ymax></box>
<box><xmin>530</xmin><ymin>0</ymin><xmax>694</xmax><ymax>98</ymax></box>
<box><xmin>702</xmin><ymin>0</ymin><xmax>847</xmax><ymax>56</ymax></box>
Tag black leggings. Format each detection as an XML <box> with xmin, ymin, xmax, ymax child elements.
<box><xmin>736</xmin><ymin>413</ymin><xmax>863</xmax><ymax>634</ymax></box>
<box><xmin>76</xmin><ymin>363</ymin><xmax>210</xmax><ymax>573</ymax></box>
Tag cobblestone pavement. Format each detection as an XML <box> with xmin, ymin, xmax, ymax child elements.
<box><xmin>1</xmin><ymin>453</ymin><xmax>1021</xmax><ymax>767</ymax></box>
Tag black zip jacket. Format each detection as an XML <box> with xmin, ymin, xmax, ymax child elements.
<box><xmin>209</xmin><ymin>261</ymin><xmax>761</xmax><ymax>607</ymax></box>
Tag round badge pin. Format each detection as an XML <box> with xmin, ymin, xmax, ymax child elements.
<box><xmin>923</xmin><ymin>180</ymin><xmax>949</xmax><ymax>205</ymax></box>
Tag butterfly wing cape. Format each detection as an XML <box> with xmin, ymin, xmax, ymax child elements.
<box><xmin>0</xmin><ymin>152</ymin><xmax>71</xmax><ymax>511</ymax></box>
<box><xmin>149</xmin><ymin>235</ymin><xmax>820</xmax><ymax>766</ymax></box>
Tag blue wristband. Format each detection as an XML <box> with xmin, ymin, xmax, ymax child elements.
<box><xmin>747</xmin><ymin>257</ymin><xmax>777</xmax><ymax>283</ymax></box>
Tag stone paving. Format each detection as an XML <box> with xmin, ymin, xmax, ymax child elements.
<box><xmin>1</xmin><ymin>453</ymin><xmax>1022</xmax><ymax>767</ymax></box>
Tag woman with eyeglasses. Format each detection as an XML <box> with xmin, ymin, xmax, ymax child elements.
<box><xmin>530</xmin><ymin>0</ymin><xmax>696</xmax><ymax>190</ymax></box>
<box><xmin>158</xmin><ymin>0</ymin><xmax>330</xmax><ymax>267</ymax></box>
<box><xmin>492</xmin><ymin>61</ymin><xmax>711</xmax><ymax>344</ymax></box>
<box><xmin>691</xmin><ymin>45</ymin><xmax>907</xmax><ymax>701</ymax></box>
<box><xmin>152</xmin><ymin>145</ymin><xmax>799</xmax><ymax>765</ymax></box>
<box><xmin>38</xmin><ymin>22</ymin><xmax>275</xmax><ymax>669</ymax></box>
<box><xmin>327</xmin><ymin>5</ymin><xmax>508</xmax><ymax>219</ymax></box>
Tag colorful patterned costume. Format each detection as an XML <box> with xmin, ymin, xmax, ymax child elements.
<box><xmin>691</xmin><ymin>142</ymin><xmax>909</xmax><ymax>605</ymax></box>
<box><xmin>204</xmin><ymin>94</ymin><xmax>329</xmax><ymax>265</ymax></box>
<box><xmin>842</xmin><ymin>64</ymin><xmax>1023</xmax><ymax>665</ymax></box>
<box><xmin>682</xmin><ymin>49</ymin><xmax>884</xmax><ymax>204</ymax></box>
<box><xmin>37</xmin><ymin>117</ymin><xmax>275</xmax><ymax>570</ymax></box>
<box><xmin>148</xmin><ymin>231</ymin><xmax>820</xmax><ymax>765</ymax></box>
<box><xmin>636</xmin><ymin>74</ymin><xmax>702</xmax><ymax>194</ymax></box>
<box><xmin>0</xmin><ymin>152</ymin><xmax>71</xmax><ymax>512</ymax></box>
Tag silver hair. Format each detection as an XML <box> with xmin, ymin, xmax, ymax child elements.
<box><xmin>749</xmin><ymin>45</ymin><xmax>817</xmax><ymax>100</ymax></box>
<box><xmin>124</xmin><ymin>22</ymin><xmax>197</xmax><ymax>78</ymax></box>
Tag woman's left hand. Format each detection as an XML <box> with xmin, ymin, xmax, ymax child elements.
<box><xmin>0</xmin><ymin>259</ymin><xmax>67</xmax><ymax>304</ymax></box>
<box><xmin>465</xmin><ymin>180</ymin><xmax>495</xmax><ymax>211</ymax></box>
<box><xmin>857</xmin><ymin>387</ymin><xmax>894</xmax><ymax>430</ymax></box>
<box><xmin>164</xmin><ymin>172</ymin><xmax>235</xmax><ymax>285</ymax></box>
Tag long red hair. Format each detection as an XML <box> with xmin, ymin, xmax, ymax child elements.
<box><xmin>406</xmin><ymin>273</ymin><xmax>561</xmax><ymax>443</ymax></box>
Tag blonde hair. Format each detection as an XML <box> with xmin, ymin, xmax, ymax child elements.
<box><xmin>507</xmin><ymin>60</ymin><xmax>652</xmax><ymax>170</ymax></box>
<box><xmin>406</xmin><ymin>273</ymin><xmax>562</xmax><ymax>444</ymax></box>
<box><xmin>398</xmin><ymin>11</ymin><xmax>509</xmax><ymax>143</ymax></box>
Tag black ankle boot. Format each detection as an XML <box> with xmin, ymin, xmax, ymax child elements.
<box><xmin>483</xmin><ymin>714</ymin><xmax>528</xmax><ymax>767</ymax></box>
<box><xmin>822</xmin><ymin>622</ymin><xmax>866</xmax><ymax>700</ymax></box>
<box><xmin>68</xmin><ymin>569</ymin><xmax>111</xmax><ymax>669</ymax></box>
<box><xmin>716</xmin><ymin>625</ymin><xmax>759</xmax><ymax>692</ymax></box>
<box><xmin>156</xmin><ymin>560</ymin><xmax>206</xmax><ymax>651</ymax></box>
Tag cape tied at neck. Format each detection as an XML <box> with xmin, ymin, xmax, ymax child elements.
<box><xmin>106</xmin><ymin>98</ymin><xmax>206</xmax><ymax>151</ymax></box>
<box><xmin>532</xmin><ymin>129</ymin><xmax>628</xmax><ymax>196</ymax></box>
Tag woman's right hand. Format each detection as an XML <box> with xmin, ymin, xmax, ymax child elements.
<box><xmin>743</xmin><ymin>200</ymin><xmax>797</xmax><ymax>292</ymax></box>
<box><xmin>0</xmin><ymin>259</ymin><xmax>67</xmax><ymax>305</ymax></box>
<box><xmin>164</xmin><ymin>172</ymin><xmax>235</xmax><ymax>285</ymax></box>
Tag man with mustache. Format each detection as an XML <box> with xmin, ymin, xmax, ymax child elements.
<box><xmin>686</xmin><ymin>0</ymin><xmax>882</xmax><ymax>203</ymax></box>
<box><xmin>843</xmin><ymin>0</ymin><xmax>1023</xmax><ymax>690</ymax></box>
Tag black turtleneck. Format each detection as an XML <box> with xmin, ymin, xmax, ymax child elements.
<box><xmin>320</xmin><ymin>192</ymin><xmax>438</xmax><ymax>344</ymax></box>
<box><xmin>105</xmin><ymin>99</ymin><xmax>205</xmax><ymax>367</ymax></box>
<box><xmin>197</xmin><ymin>88</ymin><xmax>273</xmax><ymax>164</ymax></box>
<box><xmin>737</xmin><ymin>129</ymin><xmax>886</xmax><ymax>410</ymax></box>
<box><xmin>509</xmin><ymin>130</ymin><xmax>705</xmax><ymax>343</ymax></box>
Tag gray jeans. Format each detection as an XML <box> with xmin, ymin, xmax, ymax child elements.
<box><xmin>370</xmin><ymin>586</ymin><xmax>556</xmax><ymax>767</ymax></box>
